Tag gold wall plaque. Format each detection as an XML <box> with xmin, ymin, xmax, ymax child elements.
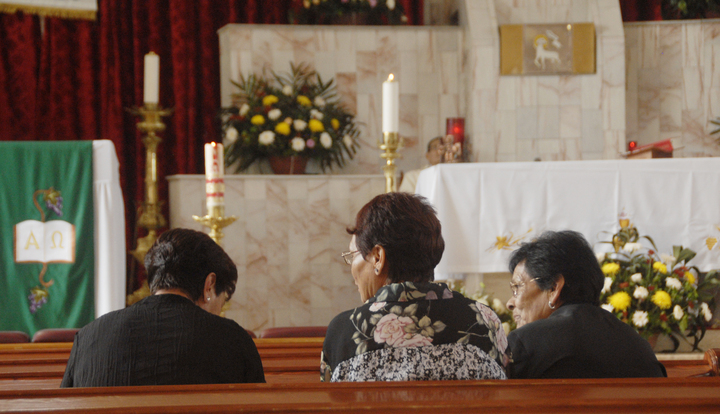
<box><xmin>500</xmin><ymin>23</ymin><xmax>595</xmax><ymax>75</ymax></box>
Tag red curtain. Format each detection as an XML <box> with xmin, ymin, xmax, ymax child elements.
<box><xmin>0</xmin><ymin>0</ymin><xmax>424</xmax><ymax>292</ymax></box>
<box><xmin>619</xmin><ymin>0</ymin><xmax>663</xmax><ymax>21</ymax></box>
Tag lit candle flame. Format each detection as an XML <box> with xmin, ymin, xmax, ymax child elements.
<box><xmin>211</xmin><ymin>142</ymin><xmax>217</xmax><ymax>147</ymax></box>
<box><xmin>388</xmin><ymin>74</ymin><xmax>394</xmax><ymax>82</ymax></box>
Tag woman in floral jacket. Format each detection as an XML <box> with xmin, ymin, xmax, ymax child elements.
<box><xmin>321</xmin><ymin>193</ymin><xmax>508</xmax><ymax>382</ymax></box>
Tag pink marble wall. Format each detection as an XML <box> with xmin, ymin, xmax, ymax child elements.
<box><xmin>219</xmin><ymin>25</ymin><xmax>463</xmax><ymax>175</ymax></box>
<box><xmin>625</xmin><ymin>21</ymin><xmax>720</xmax><ymax>157</ymax></box>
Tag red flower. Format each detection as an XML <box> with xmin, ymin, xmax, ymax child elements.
<box><xmin>648</xmin><ymin>250</ymin><xmax>655</xmax><ymax>255</ymax></box>
<box><xmin>689</xmin><ymin>302</ymin><xmax>695</xmax><ymax>309</ymax></box>
<box><xmin>648</xmin><ymin>285</ymin><xmax>655</xmax><ymax>291</ymax></box>
<box><xmin>622</xmin><ymin>311</ymin><xmax>628</xmax><ymax>318</ymax></box>
<box><xmin>660</xmin><ymin>313</ymin><xmax>668</xmax><ymax>322</ymax></box>
<box><xmin>619</xmin><ymin>282</ymin><xmax>629</xmax><ymax>288</ymax></box>
<box><xmin>229</xmin><ymin>115</ymin><xmax>243</xmax><ymax>121</ymax></box>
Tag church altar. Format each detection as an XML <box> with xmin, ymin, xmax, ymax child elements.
<box><xmin>168</xmin><ymin>174</ymin><xmax>385</xmax><ymax>332</ymax></box>
<box><xmin>415</xmin><ymin>157</ymin><xmax>720</xmax><ymax>275</ymax></box>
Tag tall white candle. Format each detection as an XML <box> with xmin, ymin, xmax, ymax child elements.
<box><xmin>143</xmin><ymin>52</ymin><xmax>160</xmax><ymax>104</ymax></box>
<box><xmin>382</xmin><ymin>73</ymin><xmax>399</xmax><ymax>133</ymax></box>
<box><xmin>204</xmin><ymin>142</ymin><xmax>225</xmax><ymax>210</ymax></box>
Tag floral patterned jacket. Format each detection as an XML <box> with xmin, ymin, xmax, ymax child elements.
<box><xmin>321</xmin><ymin>282</ymin><xmax>508</xmax><ymax>382</ymax></box>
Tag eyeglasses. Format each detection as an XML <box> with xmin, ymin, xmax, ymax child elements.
<box><xmin>341</xmin><ymin>250</ymin><xmax>359</xmax><ymax>265</ymax></box>
<box><xmin>509</xmin><ymin>277</ymin><xmax>540</xmax><ymax>297</ymax></box>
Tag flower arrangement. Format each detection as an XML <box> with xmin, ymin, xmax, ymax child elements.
<box><xmin>220</xmin><ymin>63</ymin><xmax>360</xmax><ymax>172</ymax></box>
<box><xmin>598</xmin><ymin>220</ymin><xmax>719</xmax><ymax>351</ymax></box>
<box><xmin>289</xmin><ymin>0</ymin><xmax>407</xmax><ymax>25</ymax></box>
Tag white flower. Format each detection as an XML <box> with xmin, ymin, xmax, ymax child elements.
<box><xmin>268</xmin><ymin>108</ymin><xmax>282</xmax><ymax>120</ymax></box>
<box><xmin>343</xmin><ymin>134</ymin><xmax>353</xmax><ymax>148</ymax></box>
<box><xmin>665</xmin><ymin>277</ymin><xmax>682</xmax><ymax>291</ymax></box>
<box><xmin>320</xmin><ymin>132</ymin><xmax>332</xmax><ymax>148</ymax></box>
<box><xmin>310</xmin><ymin>108</ymin><xmax>324</xmax><ymax>120</ymax></box>
<box><xmin>630</xmin><ymin>273</ymin><xmax>643</xmax><ymax>283</ymax></box>
<box><xmin>282</xmin><ymin>84</ymin><xmax>293</xmax><ymax>96</ymax></box>
<box><xmin>673</xmin><ymin>305</ymin><xmax>684</xmax><ymax>320</ymax></box>
<box><xmin>239</xmin><ymin>103</ymin><xmax>250</xmax><ymax>116</ymax></box>
<box><xmin>660</xmin><ymin>253</ymin><xmax>677</xmax><ymax>267</ymax></box>
<box><xmin>293</xmin><ymin>119</ymin><xmax>307</xmax><ymax>131</ymax></box>
<box><xmin>632</xmin><ymin>310</ymin><xmax>649</xmax><ymax>328</ymax></box>
<box><xmin>701</xmin><ymin>302</ymin><xmax>713</xmax><ymax>322</ymax></box>
<box><xmin>492</xmin><ymin>298</ymin><xmax>506</xmax><ymax>314</ymax></box>
<box><xmin>623</xmin><ymin>242</ymin><xmax>643</xmax><ymax>253</ymax></box>
<box><xmin>224</xmin><ymin>127</ymin><xmax>238</xmax><ymax>144</ymax></box>
<box><xmin>601</xmin><ymin>303</ymin><xmax>614</xmax><ymax>313</ymax></box>
<box><xmin>633</xmin><ymin>286</ymin><xmax>648</xmax><ymax>300</ymax></box>
<box><xmin>291</xmin><ymin>137</ymin><xmax>306</xmax><ymax>152</ymax></box>
<box><xmin>387</xmin><ymin>0</ymin><xmax>395</xmax><ymax>10</ymax></box>
<box><xmin>595</xmin><ymin>252</ymin><xmax>606</xmax><ymax>263</ymax></box>
<box><xmin>258</xmin><ymin>130</ymin><xmax>275</xmax><ymax>145</ymax></box>
<box><xmin>313</xmin><ymin>96</ymin><xmax>326</xmax><ymax>108</ymax></box>
<box><xmin>601</xmin><ymin>277</ymin><xmax>613</xmax><ymax>294</ymax></box>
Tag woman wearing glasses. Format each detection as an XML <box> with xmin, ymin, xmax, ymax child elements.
<box><xmin>505</xmin><ymin>230</ymin><xmax>666</xmax><ymax>379</ymax></box>
<box><xmin>321</xmin><ymin>192</ymin><xmax>508</xmax><ymax>382</ymax></box>
<box><xmin>61</xmin><ymin>228</ymin><xmax>265</xmax><ymax>387</ymax></box>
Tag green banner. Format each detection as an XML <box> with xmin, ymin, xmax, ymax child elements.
<box><xmin>0</xmin><ymin>141</ymin><xmax>95</xmax><ymax>336</ymax></box>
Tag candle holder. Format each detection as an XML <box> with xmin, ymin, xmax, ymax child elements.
<box><xmin>192</xmin><ymin>206</ymin><xmax>237</xmax><ymax>246</ymax></box>
<box><xmin>126</xmin><ymin>103</ymin><xmax>173</xmax><ymax>265</ymax></box>
<box><xmin>379</xmin><ymin>132</ymin><xmax>402</xmax><ymax>193</ymax></box>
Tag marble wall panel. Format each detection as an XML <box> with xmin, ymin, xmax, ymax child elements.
<box><xmin>625</xmin><ymin>21</ymin><xmax>720</xmax><ymax>157</ymax></box>
<box><xmin>219</xmin><ymin>25</ymin><xmax>462</xmax><ymax>174</ymax></box>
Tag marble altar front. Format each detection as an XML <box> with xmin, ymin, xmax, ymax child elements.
<box><xmin>168</xmin><ymin>174</ymin><xmax>384</xmax><ymax>332</ymax></box>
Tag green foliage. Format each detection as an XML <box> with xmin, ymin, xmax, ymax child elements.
<box><xmin>289</xmin><ymin>0</ymin><xmax>407</xmax><ymax>25</ymax></box>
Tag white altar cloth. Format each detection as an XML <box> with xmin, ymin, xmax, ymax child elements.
<box><xmin>92</xmin><ymin>140</ymin><xmax>126</xmax><ymax>317</ymax></box>
<box><xmin>415</xmin><ymin>158</ymin><xmax>720</xmax><ymax>274</ymax></box>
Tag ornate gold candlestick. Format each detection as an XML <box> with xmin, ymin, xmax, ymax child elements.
<box><xmin>126</xmin><ymin>103</ymin><xmax>173</xmax><ymax>264</ymax></box>
<box><xmin>193</xmin><ymin>206</ymin><xmax>237</xmax><ymax>246</ymax></box>
<box><xmin>379</xmin><ymin>132</ymin><xmax>402</xmax><ymax>193</ymax></box>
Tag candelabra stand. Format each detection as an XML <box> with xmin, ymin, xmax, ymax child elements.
<box><xmin>379</xmin><ymin>132</ymin><xmax>402</xmax><ymax>193</ymax></box>
<box><xmin>192</xmin><ymin>206</ymin><xmax>237</xmax><ymax>246</ymax></box>
<box><xmin>126</xmin><ymin>103</ymin><xmax>173</xmax><ymax>265</ymax></box>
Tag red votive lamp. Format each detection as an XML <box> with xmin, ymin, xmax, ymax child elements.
<box><xmin>446</xmin><ymin>118</ymin><xmax>465</xmax><ymax>144</ymax></box>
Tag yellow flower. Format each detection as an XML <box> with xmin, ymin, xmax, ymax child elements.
<box><xmin>608</xmin><ymin>291</ymin><xmax>632</xmax><ymax>312</ymax></box>
<box><xmin>297</xmin><ymin>95</ymin><xmax>312</xmax><ymax>107</ymax></box>
<box><xmin>653</xmin><ymin>262</ymin><xmax>668</xmax><ymax>274</ymax></box>
<box><xmin>601</xmin><ymin>262</ymin><xmax>620</xmax><ymax>277</ymax></box>
<box><xmin>251</xmin><ymin>115</ymin><xmax>265</xmax><ymax>125</ymax></box>
<box><xmin>308</xmin><ymin>119</ymin><xmax>324</xmax><ymax>132</ymax></box>
<box><xmin>262</xmin><ymin>95</ymin><xmax>278</xmax><ymax>106</ymax></box>
<box><xmin>331</xmin><ymin>118</ymin><xmax>340</xmax><ymax>130</ymax></box>
<box><xmin>651</xmin><ymin>290</ymin><xmax>672</xmax><ymax>309</ymax></box>
<box><xmin>275</xmin><ymin>122</ymin><xmax>291</xmax><ymax>136</ymax></box>
<box><xmin>684</xmin><ymin>271</ymin><xmax>696</xmax><ymax>285</ymax></box>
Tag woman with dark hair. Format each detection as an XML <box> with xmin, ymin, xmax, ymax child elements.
<box><xmin>505</xmin><ymin>230</ymin><xmax>666</xmax><ymax>379</ymax></box>
<box><xmin>321</xmin><ymin>193</ymin><xmax>508</xmax><ymax>382</ymax></box>
<box><xmin>61</xmin><ymin>228</ymin><xmax>265</xmax><ymax>387</ymax></box>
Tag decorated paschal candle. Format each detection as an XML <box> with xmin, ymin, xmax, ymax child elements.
<box><xmin>204</xmin><ymin>142</ymin><xmax>224</xmax><ymax>213</ymax></box>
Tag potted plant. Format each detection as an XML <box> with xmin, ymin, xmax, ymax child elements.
<box><xmin>220</xmin><ymin>63</ymin><xmax>360</xmax><ymax>174</ymax></box>
<box><xmin>598</xmin><ymin>219</ymin><xmax>719</xmax><ymax>351</ymax></box>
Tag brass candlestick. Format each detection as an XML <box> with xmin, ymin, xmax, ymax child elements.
<box><xmin>126</xmin><ymin>103</ymin><xmax>173</xmax><ymax>265</ymax></box>
<box><xmin>379</xmin><ymin>132</ymin><xmax>402</xmax><ymax>193</ymax></box>
<box><xmin>192</xmin><ymin>205</ymin><xmax>237</xmax><ymax>246</ymax></box>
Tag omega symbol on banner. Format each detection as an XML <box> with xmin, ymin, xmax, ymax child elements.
<box><xmin>13</xmin><ymin>188</ymin><xmax>75</xmax><ymax>314</ymax></box>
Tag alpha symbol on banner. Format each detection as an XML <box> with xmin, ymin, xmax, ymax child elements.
<box><xmin>13</xmin><ymin>187</ymin><xmax>75</xmax><ymax>314</ymax></box>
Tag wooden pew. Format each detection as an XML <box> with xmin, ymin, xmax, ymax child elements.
<box><xmin>1</xmin><ymin>340</ymin><xmax>718</xmax><ymax>390</ymax></box>
<box><xmin>0</xmin><ymin>377</ymin><xmax>719</xmax><ymax>413</ymax></box>
<box><xmin>0</xmin><ymin>338</ymin><xmax>323</xmax><ymax>388</ymax></box>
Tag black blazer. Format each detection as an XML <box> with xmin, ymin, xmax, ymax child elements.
<box><xmin>507</xmin><ymin>303</ymin><xmax>667</xmax><ymax>379</ymax></box>
<box><xmin>61</xmin><ymin>294</ymin><xmax>265</xmax><ymax>387</ymax></box>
